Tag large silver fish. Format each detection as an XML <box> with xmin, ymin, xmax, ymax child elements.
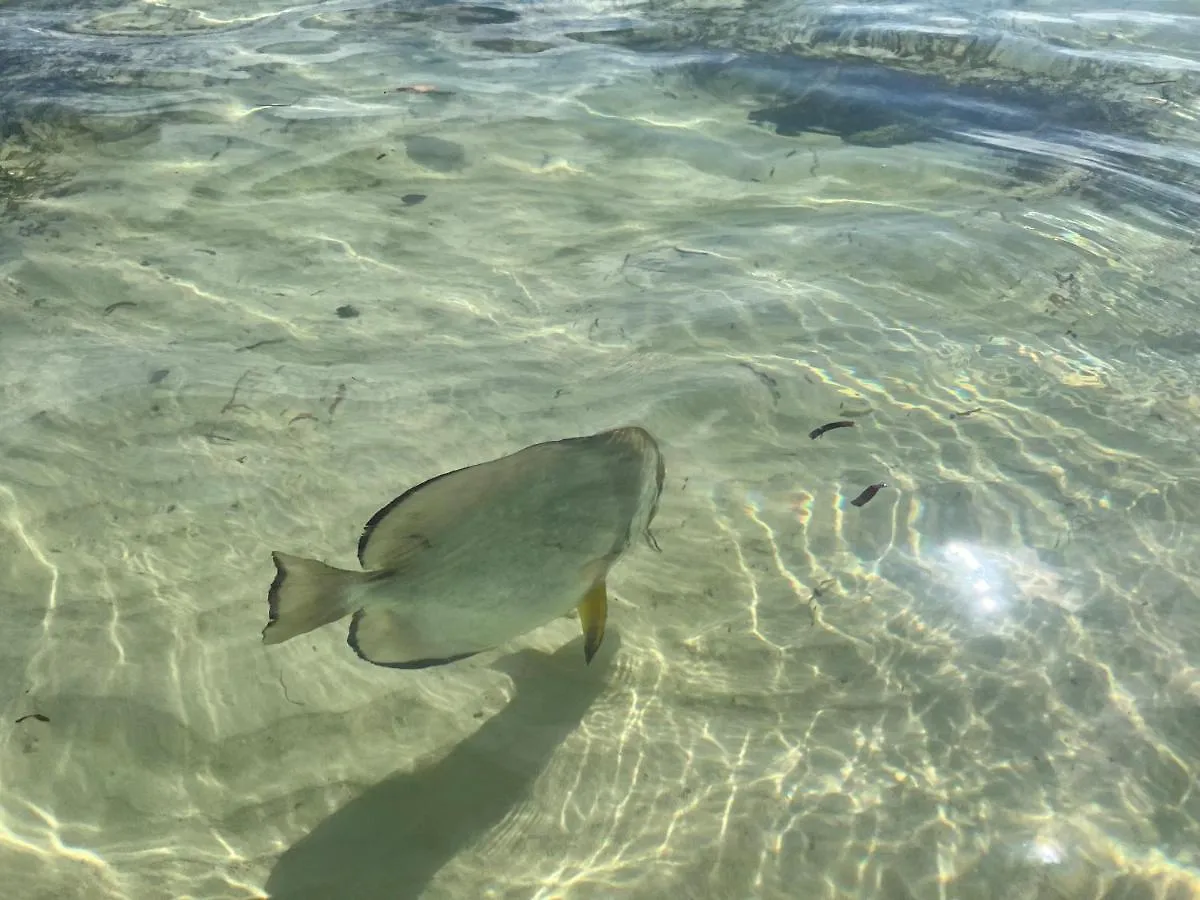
<box><xmin>262</xmin><ymin>426</ymin><xmax>665</xmax><ymax>668</ymax></box>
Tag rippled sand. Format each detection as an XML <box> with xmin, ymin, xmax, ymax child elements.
<box><xmin>2</xmin><ymin>1</ymin><xmax>1199</xmax><ymax>898</ymax></box>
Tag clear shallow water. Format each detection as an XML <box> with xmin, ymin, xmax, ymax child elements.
<box><xmin>2</xmin><ymin>1</ymin><xmax>1200</xmax><ymax>898</ymax></box>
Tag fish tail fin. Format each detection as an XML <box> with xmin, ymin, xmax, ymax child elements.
<box><xmin>262</xmin><ymin>551</ymin><xmax>362</xmax><ymax>645</ymax></box>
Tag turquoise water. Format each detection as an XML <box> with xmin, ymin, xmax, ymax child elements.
<box><xmin>2</xmin><ymin>1</ymin><xmax>1199</xmax><ymax>897</ymax></box>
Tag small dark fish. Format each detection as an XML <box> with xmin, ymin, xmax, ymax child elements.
<box><xmin>401</xmin><ymin>193</ymin><xmax>427</xmax><ymax>206</ymax></box>
<box><xmin>809</xmin><ymin>420</ymin><xmax>854</xmax><ymax>440</ymax></box>
<box><xmin>850</xmin><ymin>482</ymin><xmax>886</xmax><ymax>507</ymax></box>
<box><xmin>949</xmin><ymin>407</ymin><xmax>983</xmax><ymax>420</ymax></box>
<box><xmin>15</xmin><ymin>713</ymin><xmax>49</xmax><ymax>724</ymax></box>
<box><xmin>237</xmin><ymin>338</ymin><xmax>285</xmax><ymax>352</ymax></box>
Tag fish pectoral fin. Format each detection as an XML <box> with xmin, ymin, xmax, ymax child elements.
<box><xmin>577</xmin><ymin>578</ymin><xmax>608</xmax><ymax>665</ymax></box>
<box><xmin>347</xmin><ymin>608</ymin><xmax>480</xmax><ymax>670</ymax></box>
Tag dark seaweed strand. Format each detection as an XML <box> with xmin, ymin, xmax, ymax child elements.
<box><xmin>850</xmin><ymin>482</ymin><xmax>887</xmax><ymax>507</ymax></box>
<box><xmin>809</xmin><ymin>420</ymin><xmax>855</xmax><ymax>440</ymax></box>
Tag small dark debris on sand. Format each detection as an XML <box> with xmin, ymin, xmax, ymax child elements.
<box><xmin>336</xmin><ymin>305</ymin><xmax>360</xmax><ymax>319</ymax></box>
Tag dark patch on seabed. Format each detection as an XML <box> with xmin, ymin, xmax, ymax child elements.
<box><xmin>727</xmin><ymin>53</ymin><xmax>1200</xmax><ymax>228</ymax></box>
<box><xmin>566</xmin><ymin>15</ymin><xmax>1200</xmax><ymax>230</ymax></box>
<box><xmin>733</xmin><ymin>56</ymin><xmax>1142</xmax><ymax>145</ymax></box>
<box><xmin>3</xmin><ymin>0</ymin><xmax>1199</xmax><ymax>232</ymax></box>
<box><xmin>265</xmin><ymin>637</ymin><xmax>616</xmax><ymax>900</ymax></box>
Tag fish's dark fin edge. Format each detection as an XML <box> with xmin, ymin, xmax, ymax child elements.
<box><xmin>639</xmin><ymin>430</ymin><xmax>667</xmax><ymax>552</ymax></box>
<box><xmin>265</xmin><ymin>551</ymin><xmax>287</xmax><ymax>627</ymax></box>
<box><xmin>357</xmin><ymin>464</ymin><xmax>483</xmax><ymax>567</ymax></box>
<box><xmin>346</xmin><ymin>609</ymin><xmax>480</xmax><ymax>669</ymax></box>
<box><xmin>650</xmin><ymin>436</ymin><xmax>666</xmax><ymax>514</ymax></box>
<box><xmin>263</xmin><ymin>552</ymin><xmax>358</xmax><ymax>645</ymax></box>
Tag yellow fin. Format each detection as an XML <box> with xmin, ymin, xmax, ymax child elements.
<box><xmin>577</xmin><ymin>578</ymin><xmax>608</xmax><ymax>664</ymax></box>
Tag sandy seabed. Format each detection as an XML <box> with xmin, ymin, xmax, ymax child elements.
<box><xmin>2</xmin><ymin>1</ymin><xmax>1200</xmax><ymax>897</ymax></box>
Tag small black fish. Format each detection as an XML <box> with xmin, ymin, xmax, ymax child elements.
<box><xmin>850</xmin><ymin>482</ymin><xmax>886</xmax><ymax>507</ymax></box>
<box><xmin>809</xmin><ymin>420</ymin><xmax>854</xmax><ymax>440</ymax></box>
<box><xmin>15</xmin><ymin>713</ymin><xmax>49</xmax><ymax>724</ymax></box>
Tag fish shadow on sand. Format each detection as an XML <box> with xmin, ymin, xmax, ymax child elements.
<box><xmin>265</xmin><ymin>632</ymin><xmax>619</xmax><ymax>899</ymax></box>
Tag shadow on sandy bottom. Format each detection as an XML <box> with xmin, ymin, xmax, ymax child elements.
<box><xmin>264</xmin><ymin>632</ymin><xmax>619</xmax><ymax>899</ymax></box>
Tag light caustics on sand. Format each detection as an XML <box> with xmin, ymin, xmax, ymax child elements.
<box><xmin>0</xmin><ymin>483</ymin><xmax>63</xmax><ymax>691</ymax></box>
<box><xmin>936</xmin><ymin>539</ymin><xmax>1065</xmax><ymax>622</ymax></box>
<box><xmin>0</xmin><ymin>800</ymin><xmax>119</xmax><ymax>895</ymax></box>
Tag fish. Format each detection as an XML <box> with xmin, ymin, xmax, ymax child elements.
<box><xmin>850</xmin><ymin>482</ymin><xmax>887</xmax><ymax>507</ymax></box>
<box><xmin>809</xmin><ymin>420</ymin><xmax>854</xmax><ymax>440</ymax></box>
<box><xmin>261</xmin><ymin>426</ymin><xmax>666</xmax><ymax>668</ymax></box>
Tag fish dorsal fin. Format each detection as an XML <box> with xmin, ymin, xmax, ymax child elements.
<box><xmin>357</xmin><ymin>427</ymin><xmax>664</xmax><ymax>572</ymax></box>
<box><xmin>357</xmin><ymin>467</ymin><xmax>460</xmax><ymax>570</ymax></box>
<box><xmin>356</xmin><ymin>447</ymin><xmax>550</xmax><ymax>570</ymax></box>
